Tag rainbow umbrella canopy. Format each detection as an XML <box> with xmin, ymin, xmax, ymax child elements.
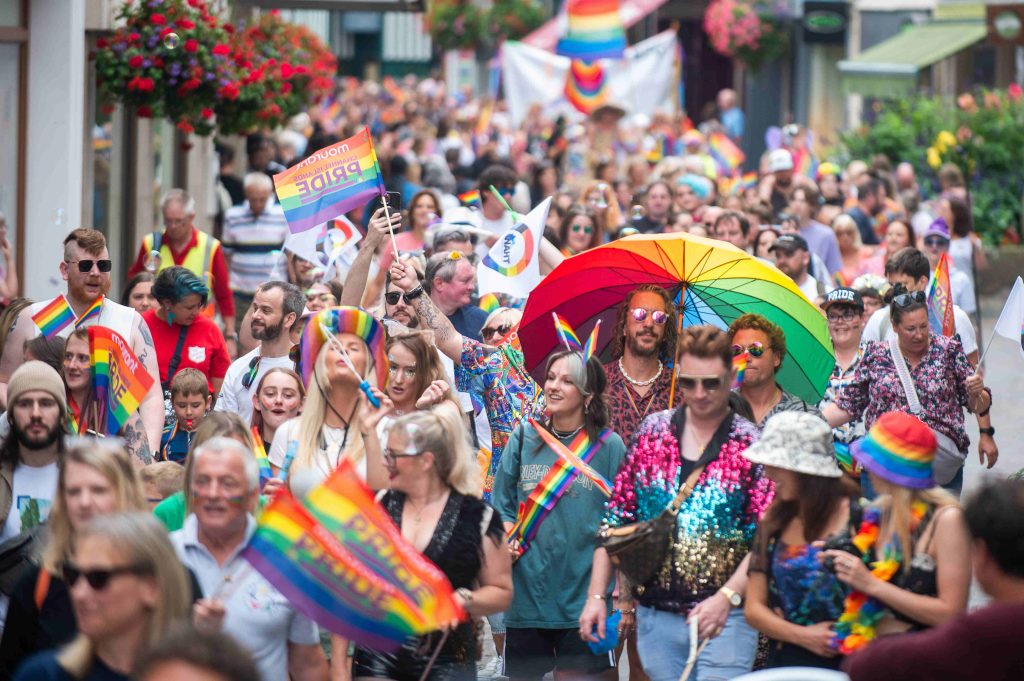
<box><xmin>519</xmin><ymin>233</ymin><xmax>834</xmax><ymax>404</ymax></box>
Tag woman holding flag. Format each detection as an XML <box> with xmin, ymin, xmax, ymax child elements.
<box><xmin>61</xmin><ymin>328</ymin><xmax>151</xmax><ymax>466</ymax></box>
<box><xmin>492</xmin><ymin>319</ymin><xmax>626</xmax><ymax>681</ymax></box>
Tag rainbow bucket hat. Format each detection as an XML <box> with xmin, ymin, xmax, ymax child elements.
<box><xmin>852</xmin><ymin>412</ymin><xmax>937</xmax><ymax>489</ymax></box>
<box><xmin>298</xmin><ymin>306</ymin><xmax>388</xmax><ymax>390</ymax></box>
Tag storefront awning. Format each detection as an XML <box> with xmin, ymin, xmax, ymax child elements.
<box><xmin>838</xmin><ymin>22</ymin><xmax>988</xmax><ymax>98</ymax></box>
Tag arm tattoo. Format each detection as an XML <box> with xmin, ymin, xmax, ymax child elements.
<box><xmin>138</xmin><ymin>318</ymin><xmax>155</xmax><ymax>347</ymax></box>
<box><xmin>123</xmin><ymin>419</ymin><xmax>154</xmax><ymax>465</ymax></box>
<box><xmin>415</xmin><ymin>297</ymin><xmax>453</xmax><ymax>343</ymax></box>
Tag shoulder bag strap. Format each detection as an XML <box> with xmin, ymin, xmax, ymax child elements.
<box><xmin>667</xmin><ymin>463</ymin><xmax>708</xmax><ymax>516</ymax></box>
<box><xmin>162</xmin><ymin>324</ymin><xmax>191</xmax><ymax>392</ymax></box>
<box><xmin>888</xmin><ymin>335</ymin><xmax>923</xmax><ymax>415</ymax></box>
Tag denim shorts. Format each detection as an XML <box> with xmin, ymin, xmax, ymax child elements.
<box><xmin>635</xmin><ymin>605</ymin><xmax>757</xmax><ymax>681</ymax></box>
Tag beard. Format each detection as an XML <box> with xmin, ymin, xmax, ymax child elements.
<box><xmin>252</xmin><ymin>319</ymin><xmax>283</xmax><ymax>342</ymax></box>
<box><xmin>13</xmin><ymin>419</ymin><xmax>62</xmax><ymax>451</ymax></box>
<box><xmin>626</xmin><ymin>332</ymin><xmax>660</xmax><ymax>358</ymax></box>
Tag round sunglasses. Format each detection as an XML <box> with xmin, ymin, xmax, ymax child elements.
<box><xmin>731</xmin><ymin>342</ymin><xmax>765</xmax><ymax>358</ymax></box>
<box><xmin>630</xmin><ymin>308</ymin><xmax>668</xmax><ymax>325</ymax></box>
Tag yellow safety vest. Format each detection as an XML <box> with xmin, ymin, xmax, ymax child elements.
<box><xmin>143</xmin><ymin>229</ymin><xmax>218</xmax><ymax>319</ymax></box>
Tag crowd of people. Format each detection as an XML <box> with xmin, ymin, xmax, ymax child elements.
<box><xmin>0</xmin><ymin>74</ymin><xmax>1019</xmax><ymax>681</ymax></box>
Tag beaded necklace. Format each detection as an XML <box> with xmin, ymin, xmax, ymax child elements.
<box><xmin>831</xmin><ymin>499</ymin><xmax>928</xmax><ymax>654</ymax></box>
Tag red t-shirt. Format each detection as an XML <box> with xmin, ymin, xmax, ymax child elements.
<box><xmin>142</xmin><ymin>309</ymin><xmax>230</xmax><ymax>388</ymax></box>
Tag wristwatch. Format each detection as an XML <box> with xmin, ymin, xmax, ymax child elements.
<box><xmin>403</xmin><ymin>286</ymin><xmax>425</xmax><ymax>302</ymax></box>
<box><xmin>719</xmin><ymin>586</ymin><xmax>742</xmax><ymax>608</ymax></box>
<box><xmin>979</xmin><ymin>426</ymin><xmax>995</xmax><ymax>436</ymax></box>
<box><xmin>225</xmin><ymin>333</ymin><xmax>239</xmax><ymax>341</ymax></box>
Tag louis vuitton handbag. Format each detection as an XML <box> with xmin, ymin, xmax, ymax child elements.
<box><xmin>597</xmin><ymin>465</ymin><xmax>705</xmax><ymax>586</ymax></box>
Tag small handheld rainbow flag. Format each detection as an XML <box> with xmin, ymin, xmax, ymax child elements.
<box><xmin>32</xmin><ymin>296</ymin><xmax>76</xmax><ymax>339</ymax></box>
<box><xmin>927</xmin><ymin>253</ymin><xmax>955</xmax><ymax>337</ymax></box>
<box><xmin>582</xmin><ymin>320</ymin><xmax>601</xmax><ymax>361</ymax></box>
<box><xmin>458</xmin><ymin>189</ymin><xmax>481</xmax><ymax>207</ymax></box>
<box><xmin>732</xmin><ymin>350</ymin><xmax>749</xmax><ymax>390</ymax></box>
<box><xmin>273</xmin><ymin>127</ymin><xmax>384</xmax><ymax>235</ymax></box>
<box><xmin>794</xmin><ymin>149</ymin><xmax>819</xmax><ymax>178</ymax></box>
<box><xmin>89</xmin><ymin>327</ymin><xmax>156</xmax><ymax>434</ymax></box>
<box><xmin>708</xmin><ymin>132</ymin><xmax>745</xmax><ymax>174</ymax></box>
<box><xmin>251</xmin><ymin>426</ymin><xmax>273</xmax><ymax>489</ymax></box>
<box><xmin>553</xmin><ymin>312</ymin><xmax>583</xmax><ymax>352</ymax></box>
<box><xmin>478</xmin><ymin>292</ymin><xmax>502</xmax><ymax>315</ymax></box>
<box><xmin>75</xmin><ymin>298</ymin><xmax>102</xmax><ymax>327</ymax></box>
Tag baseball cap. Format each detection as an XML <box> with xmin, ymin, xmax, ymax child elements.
<box><xmin>924</xmin><ymin>217</ymin><xmax>951</xmax><ymax>240</ymax></box>
<box><xmin>768</xmin><ymin>233</ymin><xmax>809</xmax><ymax>253</ymax></box>
<box><xmin>768</xmin><ymin>149</ymin><xmax>794</xmax><ymax>173</ymax></box>
<box><xmin>822</xmin><ymin>287</ymin><xmax>864</xmax><ymax>311</ymax></box>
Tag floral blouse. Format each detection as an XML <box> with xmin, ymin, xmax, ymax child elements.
<box><xmin>834</xmin><ymin>335</ymin><xmax>973</xmax><ymax>451</ymax></box>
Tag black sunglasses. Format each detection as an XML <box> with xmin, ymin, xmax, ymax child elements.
<box><xmin>677</xmin><ymin>374</ymin><xmax>727</xmax><ymax>392</ymax></box>
<box><xmin>482</xmin><ymin>323</ymin><xmax>512</xmax><ymax>338</ymax></box>
<box><xmin>892</xmin><ymin>291</ymin><xmax>927</xmax><ymax>308</ymax></box>
<box><xmin>241</xmin><ymin>355</ymin><xmax>261</xmax><ymax>390</ymax></box>
<box><xmin>923</xmin><ymin>236</ymin><xmax>949</xmax><ymax>248</ymax></box>
<box><xmin>385</xmin><ymin>291</ymin><xmax>419</xmax><ymax>306</ymax></box>
<box><xmin>66</xmin><ymin>259</ymin><xmax>112</xmax><ymax>273</ymax></box>
<box><xmin>63</xmin><ymin>562</ymin><xmax>147</xmax><ymax>590</ymax></box>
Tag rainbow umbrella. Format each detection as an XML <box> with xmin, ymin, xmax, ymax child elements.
<box><xmin>519</xmin><ymin>233</ymin><xmax>834</xmax><ymax>404</ymax></box>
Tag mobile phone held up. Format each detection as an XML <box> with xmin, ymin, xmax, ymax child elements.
<box><xmin>382</xmin><ymin>191</ymin><xmax>401</xmax><ymax>209</ymax></box>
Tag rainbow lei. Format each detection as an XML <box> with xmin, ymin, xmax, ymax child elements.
<box><xmin>831</xmin><ymin>500</ymin><xmax>928</xmax><ymax>654</ymax></box>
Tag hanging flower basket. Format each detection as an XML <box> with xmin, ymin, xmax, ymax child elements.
<box><xmin>703</xmin><ymin>0</ymin><xmax>790</xmax><ymax>72</ymax></box>
<box><xmin>427</xmin><ymin>0</ymin><xmax>486</xmax><ymax>52</ymax></box>
<box><xmin>488</xmin><ymin>0</ymin><xmax>546</xmax><ymax>42</ymax></box>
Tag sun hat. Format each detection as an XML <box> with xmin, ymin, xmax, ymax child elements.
<box><xmin>743</xmin><ymin>412</ymin><xmax>843</xmax><ymax>478</ymax></box>
<box><xmin>768</xmin><ymin>149</ymin><xmax>794</xmax><ymax>173</ymax></box>
<box><xmin>852</xmin><ymin>412</ymin><xmax>937</xmax><ymax>489</ymax></box>
<box><xmin>298</xmin><ymin>306</ymin><xmax>388</xmax><ymax>390</ymax></box>
<box><xmin>8</xmin><ymin>361</ymin><xmax>67</xmax><ymax>416</ymax></box>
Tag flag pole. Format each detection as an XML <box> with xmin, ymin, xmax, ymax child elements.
<box><xmin>977</xmin><ymin>333</ymin><xmax>998</xmax><ymax>369</ymax></box>
<box><xmin>369</xmin><ymin>130</ymin><xmax>401</xmax><ymax>258</ymax></box>
<box><xmin>489</xmin><ymin>185</ymin><xmax>519</xmax><ymax>221</ymax></box>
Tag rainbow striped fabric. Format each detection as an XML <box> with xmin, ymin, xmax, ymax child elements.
<box><xmin>242</xmin><ymin>459</ymin><xmax>464</xmax><ymax>650</ymax></box>
<box><xmin>564</xmin><ymin>59</ymin><xmax>610</xmax><ymax>114</ymax></box>
<box><xmin>298</xmin><ymin>306</ymin><xmax>388</xmax><ymax>390</ymax></box>
<box><xmin>273</xmin><ymin>127</ymin><xmax>384</xmax><ymax>234</ymax></box>
<box><xmin>927</xmin><ymin>253</ymin><xmax>955</xmax><ymax>337</ymax></box>
<box><xmin>708</xmin><ymin>132</ymin><xmax>745</xmax><ymax>173</ymax></box>
<box><xmin>458</xmin><ymin>189</ymin><xmax>481</xmax><ymax>207</ymax></box>
<box><xmin>251</xmin><ymin>426</ymin><xmax>273</xmax><ymax>490</ymax></box>
<box><xmin>556</xmin><ymin>0</ymin><xmax>627</xmax><ymax>62</ymax></box>
<box><xmin>32</xmin><ymin>296</ymin><xmax>76</xmax><ymax>338</ymax></box>
<box><xmin>89</xmin><ymin>326</ymin><xmax>155</xmax><ymax>434</ymax></box>
<box><xmin>553</xmin><ymin>312</ymin><xmax>583</xmax><ymax>352</ymax></box>
<box><xmin>851</xmin><ymin>412</ymin><xmax>936</xmax><ymax>490</ymax></box>
<box><xmin>731</xmin><ymin>350</ymin><xmax>749</xmax><ymax>390</ymax></box>
<box><xmin>76</xmin><ymin>298</ymin><xmax>102</xmax><ymax>326</ymax></box>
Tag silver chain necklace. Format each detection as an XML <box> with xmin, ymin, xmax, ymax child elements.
<box><xmin>619</xmin><ymin>358</ymin><xmax>663</xmax><ymax>387</ymax></box>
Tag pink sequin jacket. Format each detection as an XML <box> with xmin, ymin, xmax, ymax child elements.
<box><xmin>602</xmin><ymin>407</ymin><xmax>773</xmax><ymax>613</ymax></box>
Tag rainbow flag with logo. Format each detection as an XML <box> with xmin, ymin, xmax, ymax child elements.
<box><xmin>927</xmin><ymin>253</ymin><xmax>955</xmax><ymax>337</ymax></box>
<box><xmin>89</xmin><ymin>327</ymin><xmax>155</xmax><ymax>434</ymax></box>
<box><xmin>242</xmin><ymin>459</ymin><xmax>465</xmax><ymax>650</ymax></box>
<box><xmin>273</xmin><ymin>127</ymin><xmax>385</xmax><ymax>234</ymax></box>
<box><xmin>32</xmin><ymin>296</ymin><xmax>76</xmax><ymax>338</ymax></box>
<box><xmin>556</xmin><ymin>0</ymin><xmax>627</xmax><ymax>61</ymax></box>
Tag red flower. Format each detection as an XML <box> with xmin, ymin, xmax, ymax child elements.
<box><xmin>219</xmin><ymin>82</ymin><xmax>240</xmax><ymax>100</ymax></box>
<box><xmin>128</xmin><ymin>32</ymin><xmax>141</xmax><ymax>42</ymax></box>
<box><xmin>160</xmin><ymin>27</ymin><xmax>174</xmax><ymax>38</ymax></box>
<box><xmin>97</xmin><ymin>37</ymin><xmax>108</xmax><ymax>48</ymax></box>
<box><xmin>212</xmin><ymin>43</ymin><xmax>230</xmax><ymax>56</ymax></box>
<box><xmin>178</xmin><ymin>19</ymin><xmax>195</xmax><ymax>30</ymax></box>
<box><xmin>182</xmin><ymin>78</ymin><xmax>201</xmax><ymax>91</ymax></box>
<box><xmin>294</xmin><ymin>65</ymin><xmax>309</xmax><ymax>76</ymax></box>
<box><xmin>151</xmin><ymin>13</ymin><xmax>166</xmax><ymax>26</ymax></box>
<box><xmin>184</xmin><ymin>39</ymin><xmax>199</xmax><ymax>53</ymax></box>
<box><xmin>202</xmin><ymin>107</ymin><xmax>214</xmax><ymax>118</ymax></box>
<box><xmin>137</xmin><ymin>77</ymin><xmax>155</xmax><ymax>92</ymax></box>
<box><xmin>281</xmin><ymin>81</ymin><xmax>293</xmax><ymax>94</ymax></box>
<box><xmin>129</xmin><ymin>55</ymin><xmax>144</xmax><ymax>68</ymax></box>
<box><xmin>177</xmin><ymin>120</ymin><xmax>194</xmax><ymax>134</ymax></box>
<box><xmin>101</xmin><ymin>104</ymin><xmax>116</xmax><ymax>115</ymax></box>
<box><xmin>280</xmin><ymin>62</ymin><xmax>294</xmax><ymax>78</ymax></box>
<box><xmin>1010</xmin><ymin>83</ymin><xmax>1023</xmax><ymax>102</ymax></box>
<box><xmin>137</xmin><ymin>105</ymin><xmax>153</xmax><ymax>118</ymax></box>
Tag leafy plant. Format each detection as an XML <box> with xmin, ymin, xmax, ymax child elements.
<box><xmin>427</xmin><ymin>0</ymin><xmax>486</xmax><ymax>52</ymax></box>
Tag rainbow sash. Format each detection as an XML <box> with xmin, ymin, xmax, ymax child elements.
<box><xmin>507</xmin><ymin>425</ymin><xmax>612</xmax><ymax>556</ymax></box>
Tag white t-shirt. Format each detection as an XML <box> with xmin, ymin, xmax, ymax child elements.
<box><xmin>862</xmin><ymin>304</ymin><xmax>978</xmax><ymax>356</ymax></box>
<box><xmin>477</xmin><ymin>212</ymin><xmax>514</xmax><ymax>259</ymax></box>
<box><xmin>214</xmin><ymin>347</ymin><xmax>296</xmax><ymax>424</ymax></box>
<box><xmin>268</xmin><ymin>418</ymin><xmax>366</xmax><ymax>499</ymax></box>
<box><xmin>1</xmin><ymin>461</ymin><xmax>58</xmax><ymax>541</ymax></box>
<box><xmin>795</xmin><ymin>273</ymin><xmax>832</xmax><ymax>302</ymax></box>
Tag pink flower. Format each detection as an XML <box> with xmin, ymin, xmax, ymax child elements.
<box><xmin>1010</xmin><ymin>83</ymin><xmax>1023</xmax><ymax>101</ymax></box>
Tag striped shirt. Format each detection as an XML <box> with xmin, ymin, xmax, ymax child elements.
<box><xmin>222</xmin><ymin>201</ymin><xmax>290</xmax><ymax>294</ymax></box>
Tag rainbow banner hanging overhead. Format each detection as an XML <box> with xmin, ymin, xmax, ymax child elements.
<box><xmin>273</xmin><ymin>127</ymin><xmax>385</xmax><ymax>234</ymax></box>
<box><xmin>242</xmin><ymin>460</ymin><xmax>464</xmax><ymax>651</ymax></box>
<box><xmin>927</xmin><ymin>252</ymin><xmax>955</xmax><ymax>337</ymax></box>
<box><xmin>564</xmin><ymin>59</ymin><xmax>610</xmax><ymax>114</ymax></box>
<box><xmin>556</xmin><ymin>0</ymin><xmax>627</xmax><ymax>62</ymax></box>
<box><xmin>89</xmin><ymin>326</ymin><xmax>156</xmax><ymax>434</ymax></box>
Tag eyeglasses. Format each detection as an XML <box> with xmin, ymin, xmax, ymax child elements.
<box><xmin>571</xmin><ymin>223</ymin><xmax>594</xmax><ymax>234</ymax></box>
<box><xmin>388</xmin><ymin>363</ymin><xmax>417</xmax><ymax>380</ymax></box>
<box><xmin>482</xmin><ymin>324</ymin><xmax>512</xmax><ymax>339</ymax></box>
<box><xmin>241</xmin><ymin>355</ymin><xmax>261</xmax><ymax>390</ymax></box>
<box><xmin>923</xmin><ymin>236</ymin><xmax>949</xmax><ymax>248</ymax></box>
<box><xmin>382</xmin><ymin>448</ymin><xmax>425</xmax><ymax>464</ymax></box>
<box><xmin>62</xmin><ymin>562</ymin><xmax>147</xmax><ymax>590</ymax></box>
<box><xmin>893</xmin><ymin>291</ymin><xmax>927</xmax><ymax>308</ymax></box>
<box><xmin>385</xmin><ymin>290</ymin><xmax>419</xmax><ymax>306</ymax></box>
<box><xmin>630</xmin><ymin>308</ymin><xmax>668</xmax><ymax>325</ymax></box>
<box><xmin>731</xmin><ymin>342</ymin><xmax>765</xmax><ymax>358</ymax></box>
<box><xmin>677</xmin><ymin>374</ymin><xmax>727</xmax><ymax>392</ymax></box>
<box><xmin>826</xmin><ymin>309</ymin><xmax>860</xmax><ymax>323</ymax></box>
<box><xmin>66</xmin><ymin>259</ymin><xmax>112</xmax><ymax>273</ymax></box>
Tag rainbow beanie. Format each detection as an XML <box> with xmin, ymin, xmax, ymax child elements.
<box><xmin>852</xmin><ymin>412</ymin><xmax>937</xmax><ymax>489</ymax></box>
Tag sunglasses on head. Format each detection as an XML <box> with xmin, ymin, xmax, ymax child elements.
<box><xmin>630</xmin><ymin>308</ymin><xmax>668</xmax><ymax>325</ymax></box>
<box><xmin>571</xmin><ymin>223</ymin><xmax>593</xmax><ymax>234</ymax></box>
<box><xmin>923</xmin><ymin>236</ymin><xmax>949</xmax><ymax>248</ymax></box>
<box><xmin>482</xmin><ymin>323</ymin><xmax>512</xmax><ymax>338</ymax></box>
<box><xmin>731</xmin><ymin>342</ymin><xmax>765</xmax><ymax>358</ymax></box>
<box><xmin>66</xmin><ymin>259</ymin><xmax>112</xmax><ymax>273</ymax></box>
<box><xmin>893</xmin><ymin>291</ymin><xmax>927</xmax><ymax>308</ymax></box>
<box><xmin>678</xmin><ymin>374</ymin><xmax>727</xmax><ymax>392</ymax></box>
<box><xmin>62</xmin><ymin>562</ymin><xmax>147</xmax><ymax>590</ymax></box>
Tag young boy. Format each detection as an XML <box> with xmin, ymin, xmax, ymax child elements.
<box><xmin>141</xmin><ymin>462</ymin><xmax>186</xmax><ymax>509</ymax></box>
<box><xmin>160</xmin><ymin>368</ymin><xmax>211</xmax><ymax>464</ymax></box>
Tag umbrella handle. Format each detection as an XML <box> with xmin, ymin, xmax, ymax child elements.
<box><xmin>668</xmin><ymin>291</ymin><xmax>685</xmax><ymax>409</ymax></box>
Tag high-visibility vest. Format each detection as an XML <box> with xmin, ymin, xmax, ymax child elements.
<box><xmin>142</xmin><ymin>229</ymin><xmax>218</xmax><ymax>319</ymax></box>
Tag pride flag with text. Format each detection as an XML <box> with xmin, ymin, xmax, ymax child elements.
<box><xmin>89</xmin><ymin>327</ymin><xmax>155</xmax><ymax>434</ymax></box>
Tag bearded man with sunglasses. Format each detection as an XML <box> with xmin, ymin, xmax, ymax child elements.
<box><xmin>728</xmin><ymin>313</ymin><xmax>822</xmax><ymax>428</ymax></box>
<box><xmin>580</xmin><ymin>325</ymin><xmax>770</xmax><ymax>681</ymax></box>
<box><xmin>0</xmin><ymin>229</ymin><xmax>163</xmax><ymax>453</ymax></box>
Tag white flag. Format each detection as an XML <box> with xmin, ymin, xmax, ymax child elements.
<box><xmin>476</xmin><ymin>198</ymin><xmax>551</xmax><ymax>299</ymax></box>
<box><xmin>992</xmin><ymin>276</ymin><xmax>1024</xmax><ymax>360</ymax></box>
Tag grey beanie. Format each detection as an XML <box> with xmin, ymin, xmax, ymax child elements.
<box><xmin>8</xmin><ymin>360</ymin><xmax>67</xmax><ymax>416</ymax></box>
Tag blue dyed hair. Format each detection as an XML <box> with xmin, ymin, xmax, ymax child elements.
<box><xmin>152</xmin><ymin>266</ymin><xmax>209</xmax><ymax>306</ymax></box>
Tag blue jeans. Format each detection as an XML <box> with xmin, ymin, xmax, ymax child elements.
<box><xmin>635</xmin><ymin>605</ymin><xmax>757</xmax><ymax>681</ymax></box>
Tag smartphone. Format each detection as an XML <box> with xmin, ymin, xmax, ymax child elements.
<box><xmin>383</xmin><ymin>191</ymin><xmax>401</xmax><ymax>209</ymax></box>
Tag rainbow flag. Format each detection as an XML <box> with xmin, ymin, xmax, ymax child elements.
<box><xmin>75</xmin><ymin>298</ymin><xmax>102</xmax><ymax>326</ymax></box>
<box><xmin>32</xmin><ymin>296</ymin><xmax>76</xmax><ymax>339</ymax></box>
<box><xmin>530</xmin><ymin>419</ymin><xmax>612</xmax><ymax>495</ymax></box>
<box><xmin>458</xmin><ymin>189</ymin><xmax>481</xmax><ymax>207</ymax></box>
<box><xmin>556</xmin><ymin>0</ymin><xmax>627</xmax><ymax>62</ymax></box>
<box><xmin>273</xmin><ymin>127</ymin><xmax>384</xmax><ymax>234</ymax></box>
<box><xmin>708</xmin><ymin>132</ymin><xmax>745</xmax><ymax>174</ymax></box>
<box><xmin>242</xmin><ymin>460</ymin><xmax>464</xmax><ymax>650</ymax></box>
<box><xmin>251</xmin><ymin>426</ymin><xmax>273</xmax><ymax>490</ymax></box>
<box><xmin>89</xmin><ymin>327</ymin><xmax>156</xmax><ymax>434</ymax></box>
<box><xmin>553</xmin><ymin>312</ymin><xmax>583</xmax><ymax>352</ymax></box>
<box><xmin>582</xmin><ymin>320</ymin><xmax>600</xmax><ymax>361</ymax></box>
<box><xmin>927</xmin><ymin>253</ymin><xmax>955</xmax><ymax>337</ymax></box>
<box><xmin>479</xmin><ymin>292</ymin><xmax>501</xmax><ymax>315</ymax></box>
<box><xmin>794</xmin><ymin>149</ymin><xmax>819</xmax><ymax>178</ymax></box>
<box><xmin>732</xmin><ymin>350</ymin><xmax>749</xmax><ymax>390</ymax></box>
<box><xmin>564</xmin><ymin>59</ymin><xmax>610</xmax><ymax>115</ymax></box>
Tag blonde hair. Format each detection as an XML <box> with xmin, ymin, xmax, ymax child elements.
<box><xmin>877</xmin><ymin>486</ymin><xmax>959</xmax><ymax>573</ymax></box>
<box><xmin>140</xmin><ymin>461</ymin><xmax>186</xmax><ymax>500</ymax></box>
<box><xmin>56</xmin><ymin>513</ymin><xmax>191</xmax><ymax>679</ymax></box>
<box><xmin>482</xmin><ymin>308</ymin><xmax>522</xmax><ymax>337</ymax></box>
<box><xmin>292</xmin><ymin>340</ymin><xmax>378</xmax><ymax>476</ymax></box>
<box><xmin>182</xmin><ymin>412</ymin><xmax>256</xmax><ymax>515</ymax></box>
<box><xmin>387</xmin><ymin>407</ymin><xmax>481</xmax><ymax>497</ymax></box>
<box><xmin>43</xmin><ymin>444</ymin><xmax>147</xmax><ymax>574</ymax></box>
<box><xmin>832</xmin><ymin>213</ymin><xmax>862</xmax><ymax>249</ymax></box>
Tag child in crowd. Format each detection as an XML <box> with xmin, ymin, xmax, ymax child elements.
<box><xmin>141</xmin><ymin>462</ymin><xmax>186</xmax><ymax>509</ymax></box>
<box><xmin>159</xmin><ymin>368</ymin><xmax>211</xmax><ymax>464</ymax></box>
